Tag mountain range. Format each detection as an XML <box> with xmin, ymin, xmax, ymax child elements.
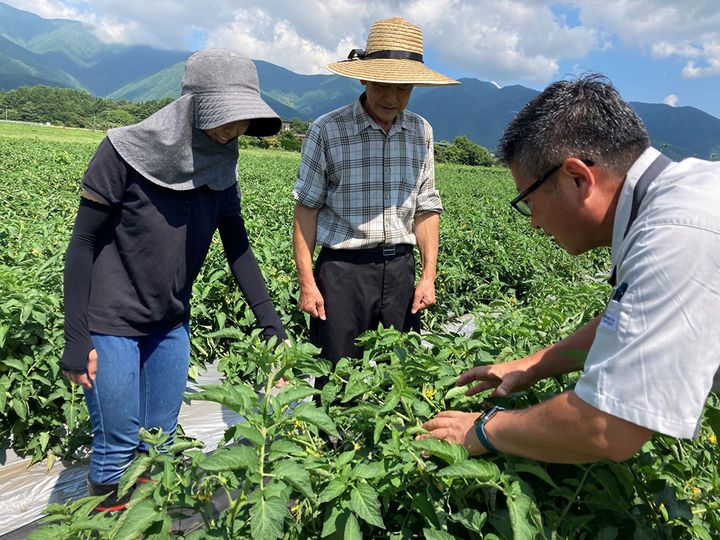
<box><xmin>1</xmin><ymin>1</ymin><xmax>719</xmax><ymax>160</ymax></box>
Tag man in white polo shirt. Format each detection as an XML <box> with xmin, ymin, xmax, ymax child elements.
<box><xmin>423</xmin><ymin>74</ymin><xmax>720</xmax><ymax>462</ymax></box>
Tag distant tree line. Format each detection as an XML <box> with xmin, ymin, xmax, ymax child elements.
<box><xmin>0</xmin><ymin>85</ymin><xmax>498</xmax><ymax>166</ymax></box>
<box><xmin>0</xmin><ymin>85</ymin><xmax>173</xmax><ymax>130</ymax></box>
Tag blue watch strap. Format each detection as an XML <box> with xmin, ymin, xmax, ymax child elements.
<box><xmin>474</xmin><ymin>406</ymin><xmax>504</xmax><ymax>453</ymax></box>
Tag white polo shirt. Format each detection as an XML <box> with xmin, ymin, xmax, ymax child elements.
<box><xmin>575</xmin><ymin>148</ymin><xmax>720</xmax><ymax>438</ymax></box>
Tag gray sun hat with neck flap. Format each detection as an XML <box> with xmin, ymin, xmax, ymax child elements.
<box><xmin>107</xmin><ymin>48</ymin><xmax>281</xmax><ymax>191</ymax></box>
<box><xmin>184</xmin><ymin>49</ymin><xmax>282</xmax><ymax>136</ymax></box>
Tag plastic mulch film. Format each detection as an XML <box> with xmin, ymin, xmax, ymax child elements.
<box><xmin>0</xmin><ymin>363</ymin><xmax>243</xmax><ymax>537</ymax></box>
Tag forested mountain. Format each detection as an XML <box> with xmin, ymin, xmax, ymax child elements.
<box><xmin>1</xmin><ymin>1</ymin><xmax>719</xmax><ymax>158</ymax></box>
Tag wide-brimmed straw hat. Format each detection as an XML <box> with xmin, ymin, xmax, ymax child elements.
<box><xmin>182</xmin><ymin>49</ymin><xmax>281</xmax><ymax>136</ymax></box>
<box><xmin>326</xmin><ymin>17</ymin><xmax>458</xmax><ymax>86</ymax></box>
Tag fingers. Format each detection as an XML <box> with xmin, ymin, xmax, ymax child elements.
<box><xmin>63</xmin><ymin>370</ymin><xmax>93</xmax><ymax>390</ymax></box>
<box><xmin>456</xmin><ymin>366</ymin><xmax>491</xmax><ymax>386</ymax></box>
<box><xmin>465</xmin><ymin>381</ymin><xmax>496</xmax><ymax>397</ymax></box>
<box><xmin>87</xmin><ymin>349</ymin><xmax>98</xmax><ymax>381</ymax></box>
<box><xmin>412</xmin><ymin>294</ymin><xmax>435</xmax><ymax>314</ymax></box>
<box><xmin>300</xmin><ymin>290</ymin><xmax>326</xmax><ymax>320</ymax></box>
<box><xmin>316</xmin><ymin>299</ymin><xmax>326</xmax><ymax>321</ymax></box>
<box><xmin>422</xmin><ymin>410</ymin><xmax>465</xmax><ymax>430</ymax></box>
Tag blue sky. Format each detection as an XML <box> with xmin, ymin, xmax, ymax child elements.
<box><xmin>6</xmin><ymin>0</ymin><xmax>720</xmax><ymax>119</ymax></box>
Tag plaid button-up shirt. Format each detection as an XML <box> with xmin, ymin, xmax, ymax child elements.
<box><xmin>293</xmin><ymin>96</ymin><xmax>443</xmax><ymax>249</ymax></box>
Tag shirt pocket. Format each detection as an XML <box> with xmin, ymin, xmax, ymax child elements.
<box><xmin>592</xmin><ymin>292</ymin><xmax>635</xmax><ymax>394</ymax></box>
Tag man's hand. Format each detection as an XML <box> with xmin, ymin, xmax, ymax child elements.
<box><xmin>420</xmin><ymin>411</ymin><xmax>487</xmax><ymax>456</ymax></box>
<box><xmin>63</xmin><ymin>348</ymin><xmax>97</xmax><ymax>390</ymax></box>
<box><xmin>457</xmin><ymin>356</ymin><xmax>539</xmax><ymax>398</ymax></box>
<box><xmin>411</xmin><ymin>276</ymin><xmax>436</xmax><ymax>314</ymax></box>
<box><xmin>299</xmin><ymin>282</ymin><xmax>326</xmax><ymax>320</ymax></box>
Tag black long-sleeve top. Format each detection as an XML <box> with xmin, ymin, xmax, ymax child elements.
<box><xmin>61</xmin><ymin>138</ymin><xmax>286</xmax><ymax>372</ymax></box>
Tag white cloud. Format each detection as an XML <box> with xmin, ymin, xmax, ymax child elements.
<box><xmin>576</xmin><ymin>0</ymin><xmax>720</xmax><ymax>79</ymax></box>
<box><xmin>4</xmin><ymin>0</ymin><xmax>720</xmax><ymax>83</ymax></box>
<box><xmin>663</xmin><ymin>94</ymin><xmax>678</xmax><ymax>107</ymax></box>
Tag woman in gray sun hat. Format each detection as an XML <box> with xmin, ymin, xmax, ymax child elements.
<box><xmin>60</xmin><ymin>48</ymin><xmax>286</xmax><ymax>511</ymax></box>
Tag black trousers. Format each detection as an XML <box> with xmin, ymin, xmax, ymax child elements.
<box><xmin>310</xmin><ymin>245</ymin><xmax>420</xmax><ymax>364</ymax></box>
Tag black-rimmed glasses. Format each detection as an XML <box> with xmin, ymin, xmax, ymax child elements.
<box><xmin>510</xmin><ymin>159</ymin><xmax>595</xmax><ymax>216</ymax></box>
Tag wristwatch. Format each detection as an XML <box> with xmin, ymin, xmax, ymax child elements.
<box><xmin>474</xmin><ymin>406</ymin><xmax>505</xmax><ymax>453</ymax></box>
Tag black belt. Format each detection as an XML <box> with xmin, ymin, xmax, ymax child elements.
<box><xmin>325</xmin><ymin>244</ymin><xmax>413</xmax><ymax>257</ymax></box>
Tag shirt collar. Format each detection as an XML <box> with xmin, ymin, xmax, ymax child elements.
<box><xmin>611</xmin><ymin>146</ymin><xmax>662</xmax><ymax>268</ymax></box>
<box><xmin>352</xmin><ymin>93</ymin><xmax>414</xmax><ymax>136</ymax></box>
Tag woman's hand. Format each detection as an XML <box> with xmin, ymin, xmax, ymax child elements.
<box><xmin>63</xmin><ymin>349</ymin><xmax>97</xmax><ymax>390</ymax></box>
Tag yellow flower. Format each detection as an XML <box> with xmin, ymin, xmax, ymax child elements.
<box><xmin>293</xmin><ymin>419</ymin><xmax>302</xmax><ymax>430</ymax></box>
<box><xmin>424</xmin><ymin>388</ymin><xmax>436</xmax><ymax>400</ymax></box>
<box><xmin>353</xmin><ymin>441</ymin><xmax>362</xmax><ymax>451</ymax></box>
<box><xmin>708</xmin><ymin>433</ymin><xmax>717</xmax><ymax>444</ymax></box>
<box><xmin>692</xmin><ymin>487</ymin><xmax>701</xmax><ymax>496</ymax></box>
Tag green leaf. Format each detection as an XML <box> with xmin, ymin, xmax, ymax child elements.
<box><xmin>321</xmin><ymin>506</ymin><xmax>354</xmax><ymax>538</ymax></box>
<box><xmin>68</xmin><ymin>516</ymin><xmax>114</xmax><ymax>533</ymax></box>
<box><xmin>2</xmin><ymin>358</ymin><xmax>27</xmax><ymax>372</ymax></box>
<box><xmin>272</xmin><ymin>460</ymin><xmax>314</xmax><ymax>498</ymax></box>
<box><xmin>26</xmin><ymin>525</ymin><xmax>70</xmax><ymax>540</ymax></box>
<box><xmin>351</xmin><ymin>461</ymin><xmax>385</xmax><ymax>480</ymax></box>
<box><xmin>201</xmin><ymin>445</ymin><xmax>259</xmax><ymax>472</ymax></box>
<box><xmin>233</xmin><ymin>424</ymin><xmax>266</xmax><ymax>447</ymax></box>
<box><xmin>343</xmin><ymin>511</ymin><xmax>362</xmax><ymax>540</ymax></box>
<box><xmin>190</xmin><ymin>383</ymin><xmax>257</xmax><ymax>415</ymax></box>
<box><xmin>318</xmin><ymin>479</ymin><xmax>348</xmax><ymax>504</ymax></box>
<box><xmin>250</xmin><ymin>495</ymin><xmax>286</xmax><ymax>540</ymax></box>
<box><xmin>373</xmin><ymin>417</ymin><xmax>387</xmax><ymax>444</ymax></box>
<box><xmin>437</xmin><ymin>460</ymin><xmax>500</xmax><ymax>483</ymax></box>
<box><xmin>273</xmin><ymin>384</ymin><xmax>318</xmax><ymax>412</ymax></box>
<box><xmin>118</xmin><ymin>453</ymin><xmax>153</xmax><ymax>498</ymax></box>
<box><xmin>336</xmin><ymin>450</ymin><xmax>356</xmax><ymax>468</ymax></box>
<box><xmin>165</xmin><ymin>437</ymin><xmax>205</xmax><ymax>455</ymax></box>
<box><xmin>510</xmin><ymin>462</ymin><xmax>558</xmax><ymax>489</ymax></box>
<box><xmin>69</xmin><ymin>494</ymin><xmax>111</xmax><ymax>518</ymax></box>
<box><xmin>423</xmin><ymin>529</ymin><xmax>456</xmax><ymax>540</ymax></box>
<box><xmin>378</xmin><ymin>392</ymin><xmax>400</xmax><ymax>413</ymax></box>
<box><xmin>411</xmin><ymin>438</ymin><xmax>468</xmax><ymax>465</ymax></box>
<box><xmin>342</xmin><ymin>372</ymin><xmax>369</xmax><ymax>403</ymax></box>
<box><xmin>0</xmin><ymin>324</ymin><xmax>8</xmax><ymax>348</ymax></box>
<box><xmin>449</xmin><ymin>508</ymin><xmax>486</xmax><ymax>534</ymax></box>
<box><xmin>505</xmin><ymin>480</ymin><xmax>543</xmax><ymax>540</ymax></box>
<box><xmin>291</xmin><ymin>403</ymin><xmax>340</xmax><ymax>437</ymax></box>
<box><xmin>204</xmin><ymin>327</ymin><xmax>248</xmax><ymax>340</ymax></box>
<box><xmin>350</xmin><ymin>483</ymin><xmax>385</xmax><ymax>529</ymax></box>
<box><xmin>11</xmin><ymin>398</ymin><xmax>28</xmax><ymax>420</ymax></box>
<box><xmin>320</xmin><ymin>382</ymin><xmax>339</xmax><ymax>408</ymax></box>
<box><xmin>411</xmin><ymin>492</ymin><xmax>441</xmax><ymax>528</ymax></box>
<box><xmin>113</xmin><ymin>499</ymin><xmax>159</xmax><ymax>540</ymax></box>
<box><xmin>269</xmin><ymin>440</ymin><xmax>307</xmax><ymax>460</ymax></box>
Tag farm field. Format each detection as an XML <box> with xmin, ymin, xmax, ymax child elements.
<box><xmin>1</xmin><ymin>122</ymin><xmax>719</xmax><ymax>539</ymax></box>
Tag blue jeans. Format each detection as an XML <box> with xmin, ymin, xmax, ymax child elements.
<box><xmin>84</xmin><ymin>323</ymin><xmax>190</xmax><ymax>485</ymax></box>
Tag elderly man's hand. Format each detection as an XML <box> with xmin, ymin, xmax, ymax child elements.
<box><xmin>420</xmin><ymin>410</ymin><xmax>488</xmax><ymax>456</ymax></box>
<box><xmin>411</xmin><ymin>277</ymin><xmax>436</xmax><ymax>313</ymax></box>
<box><xmin>299</xmin><ymin>282</ymin><xmax>326</xmax><ymax>320</ymax></box>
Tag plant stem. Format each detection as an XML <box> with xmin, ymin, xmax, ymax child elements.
<box><xmin>556</xmin><ymin>464</ymin><xmax>595</xmax><ymax>528</ymax></box>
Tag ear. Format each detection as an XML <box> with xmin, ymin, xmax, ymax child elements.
<box><xmin>562</xmin><ymin>158</ymin><xmax>596</xmax><ymax>202</ymax></box>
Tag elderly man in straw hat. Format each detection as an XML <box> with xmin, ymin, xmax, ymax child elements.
<box><xmin>292</xmin><ymin>17</ymin><xmax>459</xmax><ymax>375</ymax></box>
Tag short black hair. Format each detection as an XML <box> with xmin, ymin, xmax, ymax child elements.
<box><xmin>498</xmin><ymin>73</ymin><xmax>650</xmax><ymax>179</ymax></box>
